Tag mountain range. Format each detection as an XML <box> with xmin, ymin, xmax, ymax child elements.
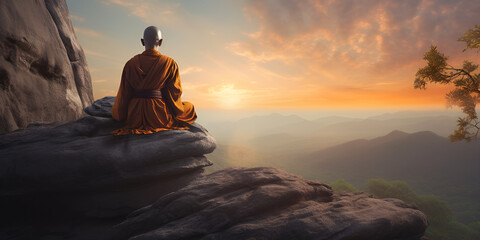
<box><xmin>289</xmin><ymin>130</ymin><xmax>479</xmax><ymax>224</ymax></box>
<box><xmin>203</xmin><ymin>112</ymin><xmax>479</xmax><ymax>224</ymax></box>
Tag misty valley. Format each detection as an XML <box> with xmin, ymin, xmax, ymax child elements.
<box><xmin>201</xmin><ymin>110</ymin><xmax>480</xmax><ymax>239</ymax></box>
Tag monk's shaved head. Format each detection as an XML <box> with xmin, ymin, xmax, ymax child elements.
<box><xmin>141</xmin><ymin>26</ymin><xmax>162</xmax><ymax>50</ymax></box>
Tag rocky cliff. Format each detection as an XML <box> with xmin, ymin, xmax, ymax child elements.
<box><xmin>0</xmin><ymin>0</ymin><xmax>93</xmax><ymax>134</ymax></box>
<box><xmin>0</xmin><ymin>97</ymin><xmax>427</xmax><ymax>239</ymax></box>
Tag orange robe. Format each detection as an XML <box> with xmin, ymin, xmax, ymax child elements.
<box><xmin>111</xmin><ymin>49</ymin><xmax>197</xmax><ymax>135</ymax></box>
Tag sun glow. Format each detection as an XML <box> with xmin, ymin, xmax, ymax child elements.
<box><xmin>209</xmin><ymin>83</ymin><xmax>245</xmax><ymax>109</ymax></box>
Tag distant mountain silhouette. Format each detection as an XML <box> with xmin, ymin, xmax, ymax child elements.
<box><xmin>205</xmin><ymin>112</ymin><xmax>459</xmax><ymax>144</ymax></box>
<box><xmin>367</xmin><ymin>110</ymin><xmax>463</xmax><ymax>120</ymax></box>
<box><xmin>312</xmin><ymin>116</ymin><xmax>361</xmax><ymax>125</ymax></box>
<box><xmin>294</xmin><ymin>130</ymin><xmax>480</xmax><ymax>223</ymax></box>
<box><xmin>203</xmin><ymin>112</ymin><xmax>461</xmax><ymax>161</ymax></box>
<box><xmin>300</xmin><ymin>130</ymin><xmax>478</xmax><ymax>182</ymax></box>
<box><xmin>235</xmin><ymin>113</ymin><xmax>309</xmax><ymax>128</ymax></box>
<box><xmin>316</xmin><ymin>116</ymin><xmax>458</xmax><ymax>139</ymax></box>
<box><xmin>205</xmin><ymin>113</ymin><xmax>310</xmax><ymax>144</ymax></box>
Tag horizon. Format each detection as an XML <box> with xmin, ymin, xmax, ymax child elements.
<box><xmin>195</xmin><ymin>107</ymin><xmax>466</xmax><ymax>124</ymax></box>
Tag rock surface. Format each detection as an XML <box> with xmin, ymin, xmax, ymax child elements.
<box><xmin>84</xmin><ymin>96</ymin><xmax>115</xmax><ymax>117</ymax></box>
<box><xmin>0</xmin><ymin>97</ymin><xmax>216</xmax><ymax>218</ymax></box>
<box><xmin>0</xmin><ymin>118</ymin><xmax>215</xmax><ymax>196</ymax></box>
<box><xmin>110</xmin><ymin>167</ymin><xmax>428</xmax><ymax>240</ymax></box>
<box><xmin>0</xmin><ymin>0</ymin><xmax>93</xmax><ymax>134</ymax></box>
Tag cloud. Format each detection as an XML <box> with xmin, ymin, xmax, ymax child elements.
<box><xmin>231</xmin><ymin>0</ymin><xmax>480</xmax><ymax>86</ymax></box>
<box><xmin>95</xmin><ymin>88</ymin><xmax>117</xmax><ymax>98</ymax></box>
<box><xmin>74</xmin><ymin>27</ymin><xmax>106</xmax><ymax>39</ymax></box>
<box><xmin>180</xmin><ymin>66</ymin><xmax>204</xmax><ymax>76</ymax></box>
<box><xmin>375</xmin><ymin>82</ymin><xmax>398</xmax><ymax>87</ymax></box>
<box><xmin>105</xmin><ymin>0</ymin><xmax>180</xmax><ymax>25</ymax></box>
<box><xmin>70</xmin><ymin>14</ymin><xmax>85</xmax><ymax>22</ymax></box>
<box><xmin>93</xmin><ymin>79</ymin><xmax>108</xmax><ymax>83</ymax></box>
<box><xmin>83</xmin><ymin>49</ymin><xmax>123</xmax><ymax>64</ymax></box>
<box><xmin>206</xmin><ymin>83</ymin><xmax>266</xmax><ymax>109</ymax></box>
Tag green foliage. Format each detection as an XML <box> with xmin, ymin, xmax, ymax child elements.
<box><xmin>469</xmin><ymin>221</ymin><xmax>480</xmax><ymax>232</ymax></box>
<box><xmin>329</xmin><ymin>179</ymin><xmax>357</xmax><ymax>192</ymax></box>
<box><xmin>416</xmin><ymin>194</ymin><xmax>453</xmax><ymax>226</ymax></box>
<box><xmin>415</xmin><ymin>26</ymin><xmax>480</xmax><ymax>142</ymax></box>
<box><xmin>365</xmin><ymin>178</ymin><xmax>480</xmax><ymax>240</ymax></box>
<box><xmin>459</xmin><ymin>25</ymin><xmax>480</xmax><ymax>52</ymax></box>
<box><xmin>414</xmin><ymin>46</ymin><xmax>450</xmax><ymax>89</ymax></box>
<box><xmin>367</xmin><ymin>179</ymin><xmax>417</xmax><ymax>202</ymax></box>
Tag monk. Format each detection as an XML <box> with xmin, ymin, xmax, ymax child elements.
<box><xmin>111</xmin><ymin>26</ymin><xmax>197</xmax><ymax>135</ymax></box>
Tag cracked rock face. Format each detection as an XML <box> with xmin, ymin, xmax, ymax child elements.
<box><xmin>110</xmin><ymin>167</ymin><xmax>428</xmax><ymax>240</ymax></box>
<box><xmin>0</xmin><ymin>0</ymin><xmax>93</xmax><ymax>133</ymax></box>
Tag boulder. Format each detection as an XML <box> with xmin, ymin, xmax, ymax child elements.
<box><xmin>110</xmin><ymin>167</ymin><xmax>428</xmax><ymax>240</ymax></box>
<box><xmin>0</xmin><ymin>0</ymin><xmax>93</xmax><ymax>134</ymax></box>
<box><xmin>0</xmin><ymin>97</ymin><xmax>216</xmax><ymax>217</ymax></box>
<box><xmin>85</xmin><ymin>96</ymin><xmax>115</xmax><ymax>117</ymax></box>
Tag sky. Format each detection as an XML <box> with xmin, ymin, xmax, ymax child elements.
<box><xmin>66</xmin><ymin>0</ymin><xmax>480</xmax><ymax>111</ymax></box>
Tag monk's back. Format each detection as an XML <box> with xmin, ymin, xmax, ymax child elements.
<box><xmin>123</xmin><ymin>50</ymin><xmax>173</xmax><ymax>92</ymax></box>
<box><xmin>111</xmin><ymin>46</ymin><xmax>197</xmax><ymax>135</ymax></box>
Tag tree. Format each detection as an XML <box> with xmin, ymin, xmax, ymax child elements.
<box><xmin>414</xmin><ymin>25</ymin><xmax>480</xmax><ymax>142</ymax></box>
<box><xmin>365</xmin><ymin>178</ymin><xmax>480</xmax><ymax>240</ymax></box>
<box><xmin>329</xmin><ymin>179</ymin><xmax>357</xmax><ymax>192</ymax></box>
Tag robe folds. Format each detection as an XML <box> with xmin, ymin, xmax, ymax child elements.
<box><xmin>111</xmin><ymin>49</ymin><xmax>197</xmax><ymax>135</ymax></box>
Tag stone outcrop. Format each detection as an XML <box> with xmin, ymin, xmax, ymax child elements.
<box><xmin>0</xmin><ymin>0</ymin><xmax>93</xmax><ymax>134</ymax></box>
<box><xmin>0</xmin><ymin>119</ymin><xmax>215</xmax><ymax>196</ymax></box>
<box><xmin>0</xmin><ymin>97</ymin><xmax>216</xmax><ymax>218</ymax></box>
<box><xmin>110</xmin><ymin>167</ymin><xmax>428</xmax><ymax>240</ymax></box>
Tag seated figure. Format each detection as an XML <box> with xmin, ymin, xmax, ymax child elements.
<box><xmin>111</xmin><ymin>26</ymin><xmax>197</xmax><ymax>135</ymax></box>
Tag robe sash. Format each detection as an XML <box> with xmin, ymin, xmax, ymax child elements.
<box><xmin>132</xmin><ymin>89</ymin><xmax>162</xmax><ymax>98</ymax></box>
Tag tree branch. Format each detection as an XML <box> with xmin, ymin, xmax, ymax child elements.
<box><xmin>446</xmin><ymin>66</ymin><xmax>476</xmax><ymax>82</ymax></box>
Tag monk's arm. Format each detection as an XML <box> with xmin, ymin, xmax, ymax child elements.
<box><xmin>162</xmin><ymin>61</ymin><xmax>186</xmax><ymax>117</ymax></box>
<box><xmin>111</xmin><ymin>67</ymin><xmax>133</xmax><ymax>121</ymax></box>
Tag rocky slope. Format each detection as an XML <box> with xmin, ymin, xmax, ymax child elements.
<box><xmin>0</xmin><ymin>0</ymin><xmax>93</xmax><ymax>133</ymax></box>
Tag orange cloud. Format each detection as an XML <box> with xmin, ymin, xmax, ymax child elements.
<box><xmin>223</xmin><ymin>0</ymin><xmax>480</xmax><ymax>109</ymax></box>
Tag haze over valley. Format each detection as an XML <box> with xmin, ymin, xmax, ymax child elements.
<box><xmin>200</xmin><ymin>109</ymin><xmax>480</xmax><ymax>224</ymax></box>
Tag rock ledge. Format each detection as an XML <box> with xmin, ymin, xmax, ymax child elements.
<box><xmin>110</xmin><ymin>167</ymin><xmax>428</xmax><ymax>240</ymax></box>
